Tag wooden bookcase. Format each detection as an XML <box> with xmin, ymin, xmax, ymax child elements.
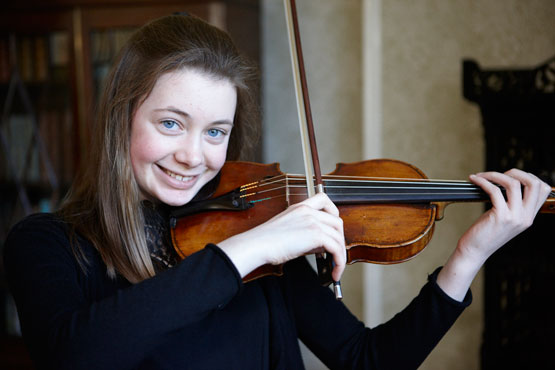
<box><xmin>0</xmin><ymin>1</ymin><xmax>259</xmax><ymax>367</ymax></box>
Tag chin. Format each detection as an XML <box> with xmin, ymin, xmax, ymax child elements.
<box><xmin>157</xmin><ymin>191</ymin><xmax>197</xmax><ymax>207</ymax></box>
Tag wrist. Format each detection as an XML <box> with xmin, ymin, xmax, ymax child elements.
<box><xmin>218</xmin><ymin>234</ymin><xmax>267</xmax><ymax>278</ymax></box>
<box><xmin>454</xmin><ymin>237</ymin><xmax>492</xmax><ymax>271</ymax></box>
<box><xmin>437</xmin><ymin>242</ymin><xmax>485</xmax><ymax>302</ymax></box>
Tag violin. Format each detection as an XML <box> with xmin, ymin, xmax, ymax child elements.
<box><xmin>169</xmin><ymin>0</ymin><xmax>555</xmax><ymax>294</ymax></box>
<box><xmin>169</xmin><ymin>159</ymin><xmax>555</xmax><ymax>283</ymax></box>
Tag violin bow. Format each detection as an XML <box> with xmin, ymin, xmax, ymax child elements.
<box><xmin>283</xmin><ymin>0</ymin><xmax>343</xmax><ymax>299</ymax></box>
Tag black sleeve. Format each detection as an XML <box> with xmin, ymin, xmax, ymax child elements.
<box><xmin>285</xmin><ymin>257</ymin><xmax>472</xmax><ymax>370</ymax></box>
<box><xmin>3</xmin><ymin>215</ymin><xmax>243</xmax><ymax>370</ymax></box>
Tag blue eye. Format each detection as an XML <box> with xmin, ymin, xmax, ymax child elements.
<box><xmin>162</xmin><ymin>120</ymin><xmax>177</xmax><ymax>129</ymax></box>
<box><xmin>207</xmin><ymin>128</ymin><xmax>223</xmax><ymax>138</ymax></box>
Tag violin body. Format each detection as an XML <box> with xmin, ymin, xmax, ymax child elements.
<box><xmin>170</xmin><ymin>159</ymin><xmax>447</xmax><ymax>282</ymax></box>
<box><xmin>171</xmin><ymin>161</ymin><xmax>288</xmax><ymax>281</ymax></box>
<box><xmin>331</xmin><ymin>159</ymin><xmax>438</xmax><ymax>264</ymax></box>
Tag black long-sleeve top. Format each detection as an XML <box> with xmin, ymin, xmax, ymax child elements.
<box><xmin>3</xmin><ymin>213</ymin><xmax>471</xmax><ymax>369</ymax></box>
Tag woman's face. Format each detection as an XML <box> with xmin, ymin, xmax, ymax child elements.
<box><xmin>130</xmin><ymin>69</ymin><xmax>237</xmax><ymax>206</ymax></box>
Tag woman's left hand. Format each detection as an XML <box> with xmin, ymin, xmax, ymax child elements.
<box><xmin>437</xmin><ymin>169</ymin><xmax>551</xmax><ymax>301</ymax></box>
<box><xmin>458</xmin><ymin>169</ymin><xmax>551</xmax><ymax>263</ymax></box>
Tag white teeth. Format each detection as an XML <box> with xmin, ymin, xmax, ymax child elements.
<box><xmin>165</xmin><ymin>170</ymin><xmax>193</xmax><ymax>182</ymax></box>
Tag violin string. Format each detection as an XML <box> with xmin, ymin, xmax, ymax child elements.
<box><xmin>247</xmin><ymin>185</ymin><xmax>485</xmax><ymax>199</ymax></box>
<box><xmin>241</xmin><ymin>185</ymin><xmax>485</xmax><ymax>203</ymax></box>
<box><xmin>251</xmin><ymin>174</ymin><xmax>555</xmax><ymax>194</ymax></box>
<box><xmin>252</xmin><ymin>177</ymin><xmax>484</xmax><ymax>193</ymax></box>
<box><xmin>287</xmin><ymin>173</ymin><xmax>475</xmax><ymax>184</ymax></box>
<box><xmin>249</xmin><ymin>191</ymin><xmax>484</xmax><ymax>197</ymax></box>
<box><xmin>253</xmin><ymin>184</ymin><xmax>484</xmax><ymax>193</ymax></box>
<box><xmin>255</xmin><ymin>173</ymin><xmax>478</xmax><ymax>188</ymax></box>
<box><xmin>242</xmin><ymin>175</ymin><xmax>554</xmax><ymax>204</ymax></box>
<box><xmin>245</xmin><ymin>188</ymin><xmax>554</xmax><ymax>202</ymax></box>
<box><xmin>241</xmin><ymin>191</ymin><xmax>487</xmax><ymax>205</ymax></box>
<box><xmin>254</xmin><ymin>180</ymin><xmax>479</xmax><ymax>192</ymax></box>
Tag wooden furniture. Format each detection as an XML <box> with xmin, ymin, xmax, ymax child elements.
<box><xmin>464</xmin><ymin>56</ymin><xmax>555</xmax><ymax>369</ymax></box>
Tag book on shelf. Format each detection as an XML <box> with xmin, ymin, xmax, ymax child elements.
<box><xmin>61</xmin><ymin>108</ymin><xmax>74</xmax><ymax>185</ymax></box>
<box><xmin>17</xmin><ymin>36</ymin><xmax>33</xmax><ymax>82</ymax></box>
<box><xmin>0</xmin><ymin>33</ymin><xmax>66</xmax><ymax>85</ymax></box>
<box><xmin>49</xmin><ymin>32</ymin><xmax>69</xmax><ymax>67</ymax></box>
<box><xmin>34</xmin><ymin>36</ymin><xmax>48</xmax><ymax>83</ymax></box>
<box><xmin>91</xmin><ymin>28</ymin><xmax>136</xmax><ymax>102</ymax></box>
<box><xmin>0</xmin><ymin>37</ymin><xmax>9</xmax><ymax>83</ymax></box>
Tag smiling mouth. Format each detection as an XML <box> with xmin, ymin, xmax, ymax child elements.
<box><xmin>163</xmin><ymin>168</ymin><xmax>197</xmax><ymax>182</ymax></box>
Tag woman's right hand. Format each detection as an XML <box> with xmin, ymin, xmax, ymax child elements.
<box><xmin>218</xmin><ymin>192</ymin><xmax>346</xmax><ymax>282</ymax></box>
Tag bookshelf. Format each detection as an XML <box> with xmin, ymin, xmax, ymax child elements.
<box><xmin>0</xmin><ymin>1</ymin><xmax>259</xmax><ymax>367</ymax></box>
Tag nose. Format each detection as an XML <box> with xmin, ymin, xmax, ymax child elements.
<box><xmin>174</xmin><ymin>136</ymin><xmax>203</xmax><ymax>168</ymax></box>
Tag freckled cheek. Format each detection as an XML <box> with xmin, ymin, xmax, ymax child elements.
<box><xmin>215</xmin><ymin>153</ymin><xmax>227</xmax><ymax>170</ymax></box>
<box><xmin>206</xmin><ymin>147</ymin><xmax>228</xmax><ymax>172</ymax></box>
<box><xmin>131</xmin><ymin>134</ymin><xmax>164</xmax><ymax>167</ymax></box>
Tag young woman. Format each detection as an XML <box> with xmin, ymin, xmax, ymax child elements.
<box><xmin>4</xmin><ymin>14</ymin><xmax>551</xmax><ymax>370</ymax></box>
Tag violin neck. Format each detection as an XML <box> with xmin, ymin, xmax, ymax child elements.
<box><xmin>323</xmin><ymin>179</ymin><xmax>555</xmax><ymax>213</ymax></box>
<box><xmin>326</xmin><ymin>180</ymin><xmax>487</xmax><ymax>204</ymax></box>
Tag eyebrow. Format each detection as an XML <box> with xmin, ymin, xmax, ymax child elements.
<box><xmin>154</xmin><ymin>107</ymin><xmax>234</xmax><ymax>126</ymax></box>
<box><xmin>154</xmin><ymin>107</ymin><xmax>189</xmax><ymax>118</ymax></box>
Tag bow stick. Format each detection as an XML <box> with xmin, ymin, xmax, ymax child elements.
<box><xmin>283</xmin><ymin>0</ymin><xmax>343</xmax><ymax>299</ymax></box>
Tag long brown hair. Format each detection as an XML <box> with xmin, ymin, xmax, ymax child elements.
<box><xmin>59</xmin><ymin>14</ymin><xmax>259</xmax><ymax>283</ymax></box>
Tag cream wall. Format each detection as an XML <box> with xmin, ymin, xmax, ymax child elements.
<box><xmin>381</xmin><ymin>1</ymin><xmax>555</xmax><ymax>369</ymax></box>
<box><xmin>261</xmin><ymin>0</ymin><xmax>555</xmax><ymax>369</ymax></box>
<box><xmin>261</xmin><ymin>0</ymin><xmax>365</xmax><ymax>319</ymax></box>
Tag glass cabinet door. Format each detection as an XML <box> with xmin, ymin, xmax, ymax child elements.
<box><xmin>90</xmin><ymin>27</ymin><xmax>136</xmax><ymax>103</ymax></box>
<box><xmin>0</xmin><ymin>30</ymin><xmax>74</xmax><ymax>241</ymax></box>
<box><xmin>0</xmin><ymin>31</ymin><xmax>74</xmax><ymax>352</ymax></box>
